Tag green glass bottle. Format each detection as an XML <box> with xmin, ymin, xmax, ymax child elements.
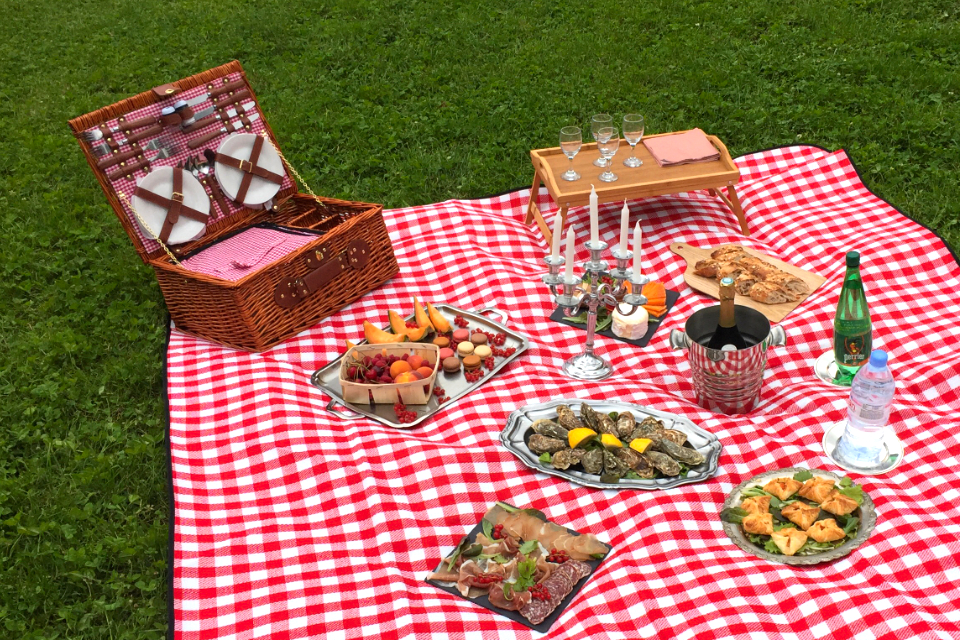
<box><xmin>833</xmin><ymin>251</ymin><xmax>871</xmax><ymax>384</ymax></box>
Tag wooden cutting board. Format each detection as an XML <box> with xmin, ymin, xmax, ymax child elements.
<box><xmin>669</xmin><ymin>242</ymin><xmax>828</xmax><ymax>323</ymax></box>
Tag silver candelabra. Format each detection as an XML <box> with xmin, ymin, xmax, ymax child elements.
<box><xmin>543</xmin><ymin>239</ymin><xmax>648</xmax><ymax>381</ymax></box>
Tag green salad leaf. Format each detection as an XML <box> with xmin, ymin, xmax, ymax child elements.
<box><xmin>720</xmin><ymin>507</ymin><xmax>749</xmax><ymax>524</ymax></box>
<box><xmin>841</xmin><ymin>516</ymin><xmax>860</xmax><ymax>538</ymax></box>
<box><xmin>608</xmin><ymin>412</ymin><xmax>619</xmax><ymax>421</ymax></box>
<box><xmin>481</xmin><ymin>518</ymin><xmax>493</xmax><ymax>540</ymax></box>
<box><xmin>491</xmin><ymin>553</ymin><xmax>509</xmax><ymax>564</ymax></box>
<box><xmin>741</xmin><ymin>486</ymin><xmax>771</xmax><ymax>499</ymax></box>
<box><xmin>511</xmin><ymin>557</ymin><xmax>539</xmax><ymax>592</ymax></box>
<box><xmin>446</xmin><ymin>536</ymin><xmax>470</xmax><ymax>571</ymax></box>
<box><xmin>502</xmin><ymin>582</ymin><xmax>514</xmax><ymax>599</ymax></box>
<box><xmin>624</xmin><ymin>470</ymin><xmax>643</xmax><ymax>480</ymax></box>
<box><xmin>764</xmin><ymin>538</ymin><xmax>782</xmax><ymax>554</ymax></box>
<box><xmin>839</xmin><ymin>476</ymin><xmax>853</xmax><ymax>488</ymax></box>
<box><xmin>793</xmin><ymin>469</ymin><xmax>813</xmax><ymax>482</ymax></box>
<box><xmin>838</xmin><ymin>484</ymin><xmax>864</xmax><ymax>505</ymax></box>
<box><xmin>463</xmin><ymin>544</ymin><xmax>482</xmax><ymax>558</ymax></box>
<box><xmin>592</xmin><ymin>551</ymin><xmax>608</xmax><ymax>560</ymax></box>
<box><xmin>538</xmin><ymin>452</ymin><xmax>552</xmax><ymax>464</ymax></box>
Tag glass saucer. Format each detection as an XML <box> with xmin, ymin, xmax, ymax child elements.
<box><xmin>814</xmin><ymin>351</ymin><xmax>854</xmax><ymax>387</ymax></box>
<box><xmin>822</xmin><ymin>420</ymin><xmax>904</xmax><ymax>476</ymax></box>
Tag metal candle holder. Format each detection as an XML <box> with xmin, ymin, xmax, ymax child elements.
<box><xmin>543</xmin><ymin>240</ymin><xmax>648</xmax><ymax>380</ymax></box>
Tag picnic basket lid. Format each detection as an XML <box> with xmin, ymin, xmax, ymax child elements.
<box><xmin>68</xmin><ymin>60</ymin><xmax>299</xmax><ymax>264</ymax></box>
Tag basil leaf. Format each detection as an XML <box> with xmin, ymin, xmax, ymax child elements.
<box><xmin>502</xmin><ymin>582</ymin><xmax>513</xmax><ymax>599</ymax></box>
<box><xmin>491</xmin><ymin>554</ymin><xmax>509</xmax><ymax>564</ymax></box>
<box><xmin>591</xmin><ymin>551</ymin><xmax>607</xmax><ymax>560</ymax></box>
<box><xmin>793</xmin><ymin>469</ymin><xmax>813</xmax><ymax>482</ymax></box>
<box><xmin>741</xmin><ymin>486</ymin><xmax>771</xmax><ymax>499</ymax></box>
<box><xmin>564</xmin><ymin>312</ymin><xmax>589</xmax><ymax>325</ymax></box>
<box><xmin>840</xmin><ymin>476</ymin><xmax>853</xmax><ymax>488</ymax></box>
<box><xmin>521</xmin><ymin>508</ymin><xmax>548</xmax><ymax>522</ymax></box>
<box><xmin>446</xmin><ymin>536</ymin><xmax>469</xmax><ymax>571</ymax></box>
<box><xmin>538</xmin><ymin>452</ymin><xmax>552</xmax><ymax>464</ymax></box>
<box><xmin>519</xmin><ymin>540</ymin><xmax>538</xmax><ymax>555</ymax></box>
<box><xmin>482</xmin><ymin>518</ymin><xmax>493</xmax><ymax>540</ymax></box>
<box><xmin>768</xmin><ymin>496</ymin><xmax>784</xmax><ymax>510</ymax></box>
<box><xmin>720</xmin><ymin>507</ymin><xmax>748</xmax><ymax>524</ymax></box>
<box><xmin>496</xmin><ymin>502</ymin><xmax>519</xmax><ymax>513</ymax></box>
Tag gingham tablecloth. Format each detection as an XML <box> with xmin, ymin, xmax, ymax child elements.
<box><xmin>165</xmin><ymin>146</ymin><xmax>960</xmax><ymax>640</ymax></box>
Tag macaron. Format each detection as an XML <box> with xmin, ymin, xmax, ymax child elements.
<box><xmin>432</xmin><ymin>336</ymin><xmax>450</xmax><ymax>349</ymax></box>
<box><xmin>452</xmin><ymin>328</ymin><xmax>470</xmax><ymax>342</ymax></box>
<box><xmin>470</xmin><ymin>333</ymin><xmax>488</xmax><ymax>346</ymax></box>
<box><xmin>457</xmin><ymin>341</ymin><xmax>475</xmax><ymax>356</ymax></box>
<box><xmin>439</xmin><ymin>347</ymin><xmax>455</xmax><ymax>360</ymax></box>
<box><xmin>462</xmin><ymin>355</ymin><xmax>482</xmax><ymax>371</ymax></box>
<box><xmin>474</xmin><ymin>344</ymin><xmax>492</xmax><ymax>359</ymax></box>
<box><xmin>442</xmin><ymin>357</ymin><xmax>461</xmax><ymax>373</ymax></box>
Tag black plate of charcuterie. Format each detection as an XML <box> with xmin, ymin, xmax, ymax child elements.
<box><xmin>424</xmin><ymin>502</ymin><xmax>612</xmax><ymax>632</ymax></box>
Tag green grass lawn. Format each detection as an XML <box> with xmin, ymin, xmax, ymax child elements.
<box><xmin>1</xmin><ymin>0</ymin><xmax>958</xmax><ymax>636</ymax></box>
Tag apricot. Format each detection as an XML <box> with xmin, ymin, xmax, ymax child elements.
<box><xmin>416</xmin><ymin>366</ymin><xmax>434</xmax><ymax>378</ymax></box>
<box><xmin>394</xmin><ymin>372</ymin><xmax>419</xmax><ymax>384</ymax></box>
<box><xmin>389</xmin><ymin>361</ymin><xmax>413</xmax><ymax>378</ymax></box>
<box><xmin>407</xmin><ymin>355</ymin><xmax>425</xmax><ymax>370</ymax></box>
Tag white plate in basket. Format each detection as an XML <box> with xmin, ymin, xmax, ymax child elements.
<box><xmin>131</xmin><ymin>167</ymin><xmax>209</xmax><ymax>245</ymax></box>
<box><xmin>214</xmin><ymin>133</ymin><xmax>285</xmax><ymax>207</ymax></box>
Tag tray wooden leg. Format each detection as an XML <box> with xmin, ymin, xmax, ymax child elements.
<box><xmin>524</xmin><ymin>170</ymin><xmax>542</xmax><ymax>225</ymax></box>
<box><xmin>714</xmin><ymin>183</ymin><xmax>750</xmax><ymax>236</ymax></box>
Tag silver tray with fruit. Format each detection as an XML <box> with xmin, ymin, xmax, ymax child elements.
<box><xmin>312</xmin><ymin>305</ymin><xmax>529</xmax><ymax>429</ymax></box>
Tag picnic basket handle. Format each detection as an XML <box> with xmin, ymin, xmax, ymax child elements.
<box><xmin>325</xmin><ymin>398</ymin><xmax>365</xmax><ymax>420</ymax></box>
<box><xmin>476</xmin><ymin>307</ymin><xmax>509</xmax><ymax>325</ymax></box>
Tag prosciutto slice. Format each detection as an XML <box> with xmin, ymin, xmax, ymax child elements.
<box><xmin>486</xmin><ymin>505</ymin><xmax>608</xmax><ymax>561</ymax></box>
<box><xmin>488</xmin><ymin>583</ymin><xmax>532</xmax><ymax>612</ymax></box>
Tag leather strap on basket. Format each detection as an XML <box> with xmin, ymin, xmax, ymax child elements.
<box><xmin>274</xmin><ymin>239</ymin><xmax>371</xmax><ymax>309</ymax></box>
<box><xmin>216</xmin><ymin>136</ymin><xmax>284</xmax><ymax>204</ymax></box>
<box><xmin>133</xmin><ymin>169</ymin><xmax>208</xmax><ymax>244</ymax></box>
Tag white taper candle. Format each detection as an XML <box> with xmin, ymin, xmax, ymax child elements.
<box><xmin>619</xmin><ymin>200</ymin><xmax>629</xmax><ymax>252</ymax></box>
<box><xmin>550</xmin><ymin>212</ymin><xmax>562</xmax><ymax>260</ymax></box>
<box><xmin>564</xmin><ymin>227</ymin><xmax>575</xmax><ymax>281</ymax></box>
<box><xmin>633</xmin><ymin>221</ymin><xmax>642</xmax><ymax>278</ymax></box>
<box><xmin>589</xmin><ymin>185</ymin><xmax>599</xmax><ymax>245</ymax></box>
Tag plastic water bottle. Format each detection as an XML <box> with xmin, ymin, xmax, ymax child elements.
<box><xmin>835</xmin><ymin>349</ymin><xmax>895</xmax><ymax>469</ymax></box>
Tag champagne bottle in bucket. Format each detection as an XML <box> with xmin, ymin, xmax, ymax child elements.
<box><xmin>706</xmin><ymin>277</ymin><xmax>748</xmax><ymax>350</ymax></box>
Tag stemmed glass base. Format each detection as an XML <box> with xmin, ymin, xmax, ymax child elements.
<box><xmin>598</xmin><ymin>166</ymin><xmax>618</xmax><ymax>182</ymax></box>
<box><xmin>562</xmin><ymin>352</ymin><xmax>612</xmax><ymax>381</ymax></box>
<box><xmin>814</xmin><ymin>351</ymin><xmax>854</xmax><ymax>387</ymax></box>
<box><xmin>624</xmin><ymin>154</ymin><xmax>643</xmax><ymax>167</ymax></box>
<box><xmin>593</xmin><ymin>157</ymin><xmax>608</xmax><ymax>167</ymax></box>
<box><xmin>561</xmin><ymin>169</ymin><xmax>580</xmax><ymax>181</ymax></box>
<box><xmin>822</xmin><ymin>420</ymin><xmax>904</xmax><ymax>476</ymax></box>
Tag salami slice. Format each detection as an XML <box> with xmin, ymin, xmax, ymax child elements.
<box><xmin>519</xmin><ymin>561</ymin><xmax>591</xmax><ymax>625</ymax></box>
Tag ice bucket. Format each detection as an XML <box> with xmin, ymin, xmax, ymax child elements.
<box><xmin>670</xmin><ymin>305</ymin><xmax>786</xmax><ymax>414</ymax></box>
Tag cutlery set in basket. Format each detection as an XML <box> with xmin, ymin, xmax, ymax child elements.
<box><xmin>69</xmin><ymin>61</ymin><xmax>398</xmax><ymax>351</ymax></box>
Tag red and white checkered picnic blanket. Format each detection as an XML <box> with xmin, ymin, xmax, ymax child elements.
<box><xmin>165</xmin><ymin>146</ymin><xmax>960</xmax><ymax>640</ymax></box>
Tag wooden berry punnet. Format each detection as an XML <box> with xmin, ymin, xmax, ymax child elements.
<box><xmin>69</xmin><ymin>60</ymin><xmax>398</xmax><ymax>351</ymax></box>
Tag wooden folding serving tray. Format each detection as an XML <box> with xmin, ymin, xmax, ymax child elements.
<box><xmin>69</xmin><ymin>61</ymin><xmax>398</xmax><ymax>351</ymax></box>
<box><xmin>526</xmin><ymin>131</ymin><xmax>747</xmax><ymax>246</ymax></box>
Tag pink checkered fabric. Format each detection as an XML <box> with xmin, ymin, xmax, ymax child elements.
<box><xmin>166</xmin><ymin>146</ymin><xmax>960</xmax><ymax>640</ymax></box>
<box><xmin>179</xmin><ymin>226</ymin><xmax>318</xmax><ymax>281</ymax></box>
<box><xmin>84</xmin><ymin>71</ymin><xmax>295</xmax><ymax>253</ymax></box>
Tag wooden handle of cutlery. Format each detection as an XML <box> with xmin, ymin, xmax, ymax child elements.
<box><xmin>208</xmin><ymin>176</ymin><xmax>231</xmax><ymax>219</ymax></box>
<box><xmin>127</xmin><ymin>124</ymin><xmax>164</xmax><ymax>144</ymax></box>
<box><xmin>181</xmin><ymin>113</ymin><xmax>221</xmax><ymax>134</ymax></box>
<box><xmin>117</xmin><ymin>114</ymin><xmax>159</xmax><ymax>130</ymax></box>
<box><xmin>96</xmin><ymin>146</ymin><xmax>145</xmax><ymax>169</ymax></box>
<box><xmin>107</xmin><ymin>158</ymin><xmax>149</xmax><ymax>181</ymax></box>
<box><xmin>188</xmin><ymin>127</ymin><xmax>224</xmax><ymax>149</ymax></box>
<box><xmin>207</xmin><ymin>78</ymin><xmax>247</xmax><ymax>98</ymax></box>
<box><xmin>213</xmin><ymin>88</ymin><xmax>251</xmax><ymax>109</ymax></box>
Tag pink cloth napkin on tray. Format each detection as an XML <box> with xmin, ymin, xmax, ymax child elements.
<box><xmin>643</xmin><ymin>128</ymin><xmax>720</xmax><ymax>167</ymax></box>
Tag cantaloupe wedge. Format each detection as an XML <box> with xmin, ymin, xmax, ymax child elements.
<box><xmin>402</xmin><ymin>325</ymin><xmax>432</xmax><ymax>341</ymax></box>
<box><xmin>426</xmin><ymin>302</ymin><xmax>452</xmax><ymax>333</ymax></box>
<box><xmin>388</xmin><ymin>310</ymin><xmax>408</xmax><ymax>334</ymax></box>
<box><xmin>413</xmin><ymin>297</ymin><xmax>434</xmax><ymax>331</ymax></box>
<box><xmin>363</xmin><ymin>321</ymin><xmax>407</xmax><ymax>344</ymax></box>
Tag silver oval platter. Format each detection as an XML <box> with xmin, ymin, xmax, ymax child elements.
<box><xmin>721</xmin><ymin>467</ymin><xmax>877</xmax><ymax>566</ymax></box>
<box><xmin>500</xmin><ymin>398</ymin><xmax>722</xmax><ymax>490</ymax></box>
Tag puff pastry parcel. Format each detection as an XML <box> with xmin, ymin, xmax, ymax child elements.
<box><xmin>741</xmin><ymin>496</ymin><xmax>771</xmax><ymax>516</ymax></box>
<box><xmin>763</xmin><ymin>477</ymin><xmax>803</xmax><ymax>501</ymax></box>
<box><xmin>821</xmin><ymin>490</ymin><xmax>859</xmax><ymax>516</ymax></box>
<box><xmin>798</xmin><ymin>477</ymin><xmax>836</xmax><ymax>504</ymax></box>
<box><xmin>742</xmin><ymin>513</ymin><xmax>774</xmax><ymax>536</ymax></box>
<box><xmin>781</xmin><ymin>502</ymin><xmax>820</xmax><ymax>530</ymax></box>
<box><xmin>770</xmin><ymin>528</ymin><xmax>808</xmax><ymax>556</ymax></box>
<box><xmin>807</xmin><ymin>519</ymin><xmax>847</xmax><ymax>543</ymax></box>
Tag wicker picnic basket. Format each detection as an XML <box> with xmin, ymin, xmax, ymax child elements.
<box><xmin>68</xmin><ymin>61</ymin><xmax>398</xmax><ymax>351</ymax></box>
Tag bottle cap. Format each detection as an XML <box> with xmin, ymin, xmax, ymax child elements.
<box><xmin>869</xmin><ymin>349</ymin><xmax>887</xmax><ymax>368</ymax></box>
<box><xmin>845</xmin><ymin>251</ymin><xmax>860</xmax><ymax>268</ymax></box>
<box><xmin>161</xmin><ymin>106</ymin><xmax>176</xmax><ymax>115</ymax></box>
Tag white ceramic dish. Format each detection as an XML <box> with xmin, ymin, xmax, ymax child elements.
<box><xmin>214</xmin><ymin>133</ymin><xmax>285</xmax><ymax>206</ymax></box>
<box><xmin>131</xmin><ymin>167</ymin><xmax>209</xmax><ymax>245</ymax></box>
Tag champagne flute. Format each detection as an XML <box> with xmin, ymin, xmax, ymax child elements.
<box><xmin>559</xmin><ymin>126</ymin><xmax>582</xmax><ymax>181</ymax></box>
<box><xmin>622</xmin><ymin>114</ymin><xmax>645</xmax><ymax>167</ymax></box>
<box><xmin>596</xmin><ymin>126</ymin><xmax>620</xmax><ymax>182</ymax></box>
<box><xmin>590</xmin><ymin>114</ymin><xmax>613</xmax><ymax>167</ymax></box>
